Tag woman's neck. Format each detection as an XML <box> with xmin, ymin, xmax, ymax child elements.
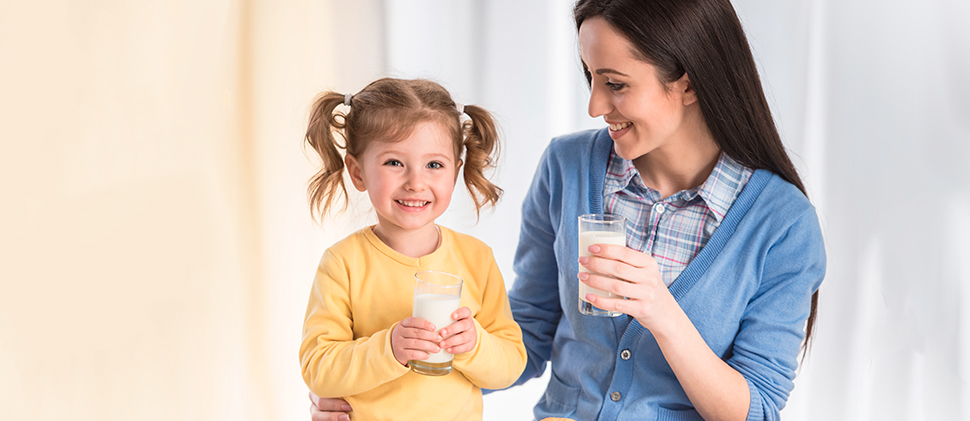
<box><xmin>371</xmin><ymin>223</ymin><xmax>440</xmax><ymax>259</ymax></box>
<box><xmin>633</xmin><ymin>111</ymin><xmax>721</xmax><ymax>199</ymax></box>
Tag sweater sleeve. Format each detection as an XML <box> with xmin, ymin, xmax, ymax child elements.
<box><xmin>505</xmin><ymin>145</ymin><xmax>565</xmax><ymax>388</ymax></box>
<box><xmin>726</xmin><ymin>208</ymin><xmax>826</xmax><ymax>421</ymax></box>
<box><xmin>299</xmin><ymin>250</ymin><xmax>409</xmax><ymax>398</ymax></box>
<box><xmin>452</xmin><ymin>254</ymin><xmax>528</xmax><ymax>390</ymax></box>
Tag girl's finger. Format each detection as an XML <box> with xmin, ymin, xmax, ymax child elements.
<box><xmin>400</xmin><ymin>317</ymin><xmax>436</xmax><ymax>332</ymax></box>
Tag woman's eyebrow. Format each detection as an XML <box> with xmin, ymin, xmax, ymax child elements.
<box><xmin>595</xmin><ymin>68</ymin><xmax>629</xmax><ymax>77</ymax></box>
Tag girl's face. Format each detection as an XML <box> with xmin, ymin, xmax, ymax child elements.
<box><xmin>579</xmin><ymin>16</ymin><xmax>696</xmax><ymax>161</ymax></box>
<box><xmin>346</xmin><ymin>120</ymin><xmax>461</xmax><ymax>240</ymax></box>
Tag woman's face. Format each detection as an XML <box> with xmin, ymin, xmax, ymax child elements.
<box><xmin>579</xmin><ymin>16</ymin><xmax>695</xmax><ymax>161</ymax></box>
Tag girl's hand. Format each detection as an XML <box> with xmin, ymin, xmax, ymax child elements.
<box><xmin>438</xmin><ymin>306</ymin><xmax>477</xmax><ymax>355</ymax></box>
<box><xmin>308</xmin><ymin>392</ymin><xmax>351</xmax><ymax>421</ymax></box>
<box><xmin>390</xmin><ymin>317</ymin><xmax>441</xmax><ymax>366</ymax></box>
<box><xmin>577</xmin><ymin>243</ymin><xmax>677</xmax><ymax>331</ymax></box>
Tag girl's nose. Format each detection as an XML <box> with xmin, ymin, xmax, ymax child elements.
<box><xmin>587</xmin><ymin>83</ymin><xmax>612</xmax><ymax>118</ymax></box>
<box><xmin>405</xmin><ymin>170</ymin><xmax>427</xmax><ymax>191</ymax></box>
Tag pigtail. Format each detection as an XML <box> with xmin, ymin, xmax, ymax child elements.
<box><xmin>305</xmin><ymin>91</ymin><xmax>351</xmax><ymax>222</ymax></box>
<box><xmin>460</xmin><ymin>104</ymin><xmax>503</xmax><ymax>216</ymax></box>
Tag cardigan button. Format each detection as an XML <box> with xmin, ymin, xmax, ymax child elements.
<box><xmin>610</xmin><ymin>391</ymin><xmax>622</xmax><ymax>402</ymax></box>
<box><xmin>620</xmin><ymin>349</ymin><xmax>631</xmax><ymax>360</ymax></box>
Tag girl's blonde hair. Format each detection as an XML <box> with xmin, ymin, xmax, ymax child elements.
<box><xmin>305</xmin><ymin>78</ymin><xmax>501</xmax><ymax>221</ymax></box>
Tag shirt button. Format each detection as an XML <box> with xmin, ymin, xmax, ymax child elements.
<box><xmin>654</xmin><ymin>203</ymin><xmax>665</xmax><ymax>214</ymax></box>
<box><xmin>611</xmin><ymin>391</ymin><xmax>622</xmax><ymax>402</ymax></box>
<box><xmin>620</xmin><ymin>349</ymin><xmax>631</xmax><ymax>360</ymax></box>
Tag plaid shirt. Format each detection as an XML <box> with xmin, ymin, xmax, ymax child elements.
<box><xmin>603</xmin><ymin>150</ymin><xmax>753</xmax><ymax>286</ymax></box>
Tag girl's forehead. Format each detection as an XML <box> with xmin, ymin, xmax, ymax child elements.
<box><xmin>366</xmin><ymin>120</ymin><xmax>458</xmax><ymax>157</ymax></box>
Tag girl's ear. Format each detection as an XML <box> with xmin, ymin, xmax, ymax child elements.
<box><xmin>345</xmin><ymin>154</ymin><xmax>367</xmax><ymax>192</ymax></box>
<box><xmin>454</xmin><ymin>159</ymin><xmax>463</xmax><ymax>182</ymax></box>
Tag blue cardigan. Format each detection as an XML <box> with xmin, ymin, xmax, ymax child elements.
<box><xmin>505</xmin><ymin>128</ymin><xmax>825</xmax><ymax>421</ymax></box>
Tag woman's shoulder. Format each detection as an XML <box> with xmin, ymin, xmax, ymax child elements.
<box><xmin>754</xmin><ymin>171</ymin><xmax>816</xmax><ymax>215</ymax></box>
<box><xmin>742</xmin><ymin>171</ymin><xmax>821</xmax><ymax>235</ymax></box>
<box><xmin>539</xmin><ymin>128</ymin><xmax>611</xmax><ymax>172</ymax></box>
<box><xmin>546</xmin><ymin>128</ymin><xmax>608</xmax><ymax>153</ymax></box>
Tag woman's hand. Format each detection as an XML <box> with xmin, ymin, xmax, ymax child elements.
<box><xmin>390</xmin><ymin>317</ymin><xmax>441</xmax><ymax>366</ymax></box>
<box><xmin>578</xmin><ymin>243</ymin><xmax>677</xmax><ymax>331</ymax></box>
<box><xmin>309</xmin><ymin>392</ymin><xmax>351</xmax><ymax>421</ymax></box>
<box><xmin>438</xmin><ymin>307</ymin><xmax>477</xmax><ymax>355</ymax></box>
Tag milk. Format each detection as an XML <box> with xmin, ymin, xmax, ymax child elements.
<box><xmin>578</xmin><ymin>230</ymin><xmax>626</xmax><ymax>302</ymax></box>
<box><xmin>412</xmin><ymin>293</ymin><xmax>461</xmax><ymax>363</ymax></box>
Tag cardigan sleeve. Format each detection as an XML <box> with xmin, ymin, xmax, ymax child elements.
<box><xmin>505</xmin><ymin>145</ymin><xmax>566</xmax><ymax>388</ymax></box>
<box><xmin>299</xmin><ymin>250</ymin><xmax>409</xmax><ymax>397</ymax></box>
<box><xmin>726</xmin><ymin>207</ymin><xmax>826</xmax><ymax>421</ymax></box>
<box><xmin>452</xmin><ymin>253</ymin><xmax>528</xmax><ymax>390</ymax></box>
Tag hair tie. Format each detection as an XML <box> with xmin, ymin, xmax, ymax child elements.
<box><xmin>344</xmin><ymin>93</ymin><xmax>353</xmax><ymax>106</ymax></box>
<box><xmin>455</xmin><ymin>102</ymin><xmax>465</xmax><ymax>115</ymax></box>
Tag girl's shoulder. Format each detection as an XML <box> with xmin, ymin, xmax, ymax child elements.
<box><xmin>438</xmin><ymin>225</ymin><xmax>494</xmax><ymax>256</ymax></box>
<box><xmin>322</xmin><ymin>226</ymin><xmax>378</xmax><ymax>259</ymax></box>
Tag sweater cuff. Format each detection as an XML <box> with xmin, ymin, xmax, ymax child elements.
<box><xmin>381</xmin><ymin>322</ymin><xmax>411</xmax><ymax>375</ymax></box>
<box><xmin>744</xmin><ymin>376</ymin><xmax>763</xmax><ymax>421</ymax></box>
<box><xmin>452</xmin><ymin>318</ymin><xmax>485</xmax><ymax>362</ymax></box>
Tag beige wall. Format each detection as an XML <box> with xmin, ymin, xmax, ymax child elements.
<box><xmin>0</xmin><ymin>1</ymin><xmax>384</xmax><ymax>419</ymax></box>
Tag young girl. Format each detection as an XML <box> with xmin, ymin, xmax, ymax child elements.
<box><xmin>298</xmin><ymin>78</ymin><xmax>527</xmax><ymax>421</ymax></box>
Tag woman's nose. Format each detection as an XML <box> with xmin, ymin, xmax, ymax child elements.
<box><xmin>587</xmin><ymin>83</ymin><xmax>611</xmax><ymax>118</ymax></box>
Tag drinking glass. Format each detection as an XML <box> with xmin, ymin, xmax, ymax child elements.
<box><xmin>409</xmin><ymin>270</ymin><xmax>463</xmax><ymax>376</ymax></box>
<box><xmin>578</xmin><ymin>214</ymin><xmax>627</xmax><ymax>317</ymax></box>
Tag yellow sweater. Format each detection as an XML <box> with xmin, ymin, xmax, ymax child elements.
<box><xmin>300</xmin><ymin>226</ymin><xmax>527</xmax><ymax>420</ymax></box>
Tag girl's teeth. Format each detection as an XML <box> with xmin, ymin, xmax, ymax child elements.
<box><xmin>609</xmin><ymin>122</ymin><xmax>631</xmax><ymax>131</ymax></box>
<box><xmin>397</xmin><ymin>200</ymin><xmax>429</xmax><ymax>207</ymax></box>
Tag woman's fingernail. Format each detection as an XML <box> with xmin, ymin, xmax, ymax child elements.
<box><xmin>578</xmin><ymin>272</ymin><xmax>588</xmax><ymax>280</ymax></box>
<box><xmin>589</xmin><ymin>245</ymin><xmax>601</xmax><ymax>252</ymax></box>
<box><xmin>342</xmin><ymin>404</ymin><xmax>352</xmax><ymax>411</ymax></box>
<box><xmin>578</xmin><ymin>256</ymin><xmax>588</xmax><ymax>264</ymax></box>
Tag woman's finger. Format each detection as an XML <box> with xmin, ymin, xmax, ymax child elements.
<box><xmin>587</xmin><ymin>243</ymin><xmax>655</xmax><ymax>268</ymax></box>
<box><xmin>579</xmin><ymin>255</ymin><xmax>638</xmax><ymax>282</ymax></box>
<box><xmin>578</xmin><ymin>271</ymin><xmax>637</xmax><ymax>298</ymax></box>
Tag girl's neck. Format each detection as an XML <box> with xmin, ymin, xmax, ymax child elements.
<box><xmin>371</xmin><ymin>223</ymin><xmax>441</xmax><ymax>259</ymax></box>
<box><xmin>633</xmin><ymin>111</ymin><xmax>721</xmax><ymax>199</ymax></box>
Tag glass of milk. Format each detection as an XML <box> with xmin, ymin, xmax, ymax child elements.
<box><xmin>578</xmin><ymin>214</ymin><xmax>627</xmax><ymax>317</ymax></box>
<box><xmin>410</xmin><ymin>270</ymin><xmax>463</xmax><ymax>376</ymax></box>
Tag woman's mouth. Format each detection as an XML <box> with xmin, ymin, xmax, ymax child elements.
<box><xmin>609</xmin><ymin>122</ymin><xmax>632</xmax><ymax>131</ymax></box>
<box><xmin>608</xmin><ymin>121</ymin><xmax>632</xmax><ymax>139</ymax></box>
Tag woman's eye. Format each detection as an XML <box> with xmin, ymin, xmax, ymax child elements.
<box><xmin>427</xmin><ymin>161</ymin><xmax>444</xmax><ymax>169</ymax></box>
<box><xmin>384</xmin><ymin>159</ymin><xmax>403</xmax><ymax>167</ymax></box>
<box><xmin>606</xmin><ymin>82</ymin><xmax>625</xmax><ymax>92</ymax></box>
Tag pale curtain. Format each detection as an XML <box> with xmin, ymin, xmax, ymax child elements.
<box><xmin>1</xmin><ymin>0</ymin><xmax>384</xmax><ymax>420</ymax></box>
<box><xmin>3</xmin><ymin>1</ymin><xmax>968</xmax><ymax>420</ymax></box>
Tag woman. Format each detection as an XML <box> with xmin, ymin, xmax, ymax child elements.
<box><xmin>312</xmin><ymin>0</ymin><xmax>824</xmax><ymax>419</ymax></box>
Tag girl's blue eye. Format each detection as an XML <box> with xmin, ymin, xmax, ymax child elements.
<box><xmin>606</xmin><ymin>82</ymin><xmax>625</xmax><ymax>91</ymax></box>
<box><xmin>427</xmin><ymin>161</ymin><xmax>444</xmax><ymax>169</ymax></box>
<box><xmin>384</xmin><ymin>159</ymin><xmax>403</xmax><ymax>167</ymax></box>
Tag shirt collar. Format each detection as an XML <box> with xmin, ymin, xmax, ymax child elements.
<box><xmin>603</xmin><ymin>148</ymin><xmax>640</xmax><ymax>196</ymax></box>
<box><xmin>603</xmin><ymin>148</ymin><xmax>752</xmax><ymax>222</ymax></box>
<box><xmin>696</xmin><ymin>152</ymin><xmax>752</xmax><ymax>222</ymax></box>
